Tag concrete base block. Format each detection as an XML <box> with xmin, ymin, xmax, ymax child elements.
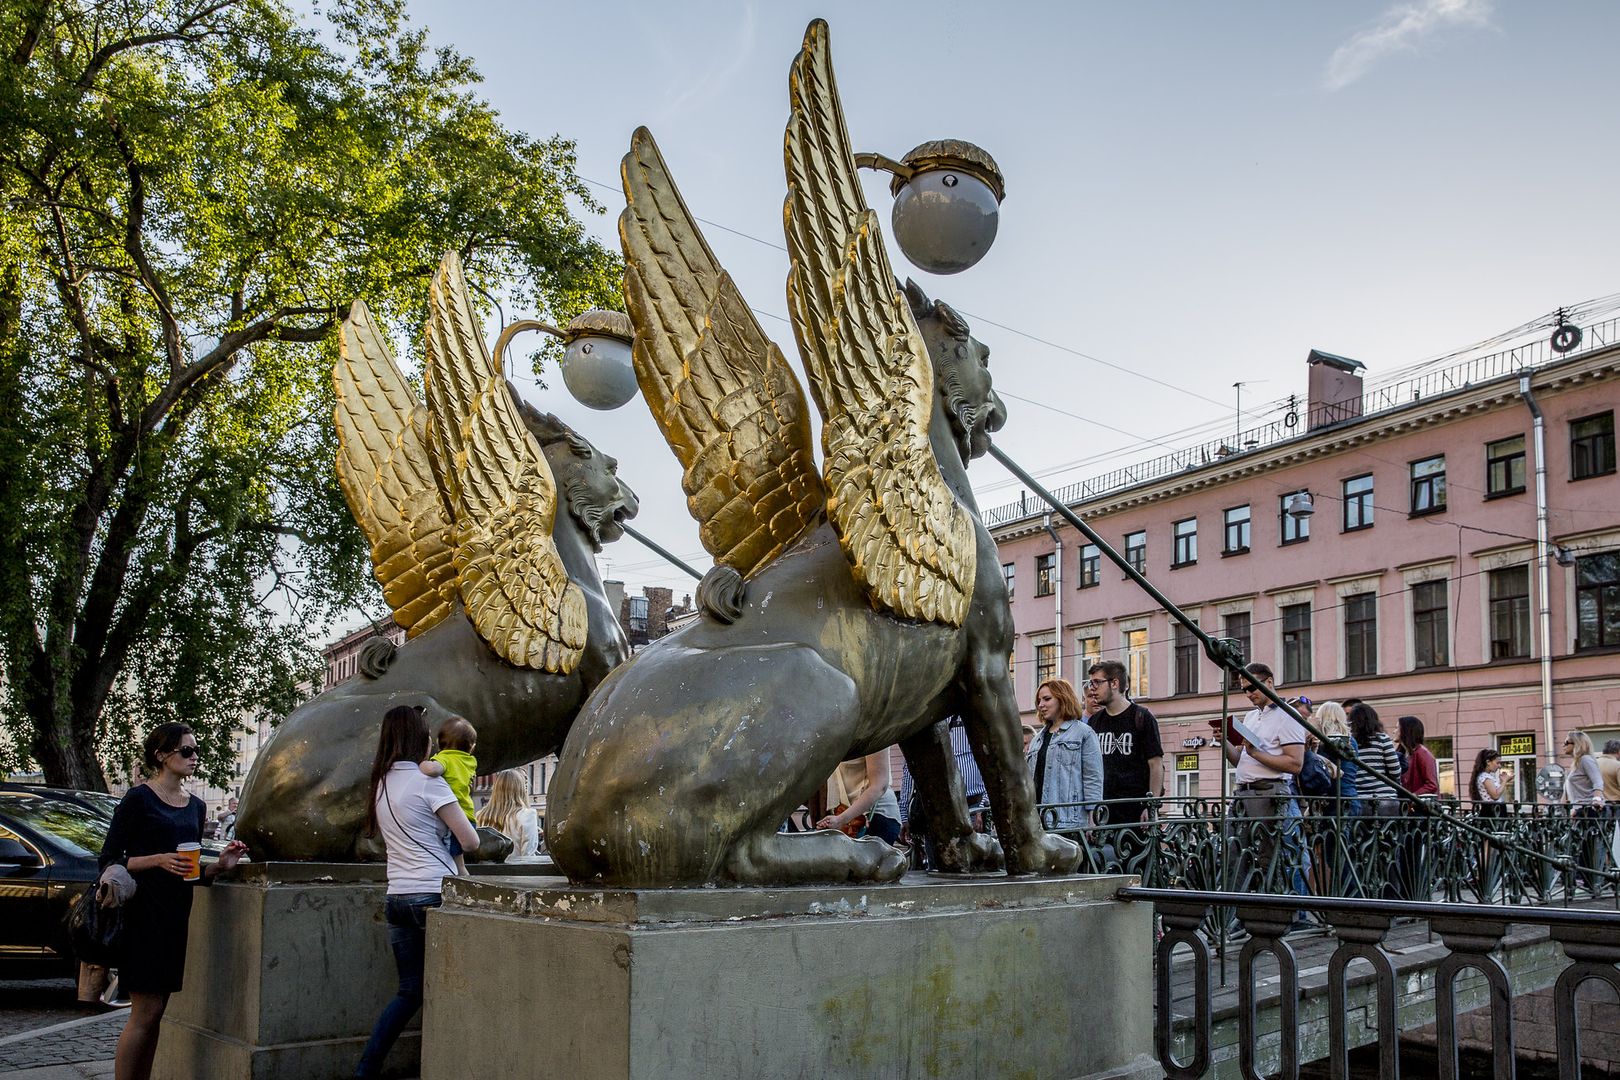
<box><xmin>153</xmin><ymin>860</ymin><xmax>559</xmax><ymax>1080</ymax></box>
<box><xmin>423</xmin><ymin>872</ymin><xmax>1154</xmax><ymax>1080</ymax></box>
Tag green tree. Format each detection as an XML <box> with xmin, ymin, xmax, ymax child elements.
<box><xmin>0</xmin><ymin>0</ymin><xmax>621</xmax><ymax>788</ymax></box>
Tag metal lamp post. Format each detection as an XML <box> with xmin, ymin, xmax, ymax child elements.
<box><xmin>855</xmin><ymin>140</ymin><xmax>1005</xmax><ymax>274</ymax></box>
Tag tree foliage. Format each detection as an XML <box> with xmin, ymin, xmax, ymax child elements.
<box><xmin>0</xmin><ymin>0</ymin><xmax>622</xmax><ymax>788</ymax></box>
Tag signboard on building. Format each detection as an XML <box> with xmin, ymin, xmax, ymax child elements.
<box><xmin>1497</xmin><ymin>733</ymin><xmax>1536</xmax><ymax>758</ymax></box>
<box><xmin>1175</xmin><ymin>753</ymin><xmax>1201</xmax><ymax>772</ymax></box>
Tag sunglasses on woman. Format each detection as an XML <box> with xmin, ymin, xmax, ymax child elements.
<box><xmin>170</xmin><ymin>745</ymin><xmax>199</xmax><ymax>759</ymax></box>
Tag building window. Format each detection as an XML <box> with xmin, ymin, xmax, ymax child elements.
<box><xmin>1002</xmin><ymin>562</ymin><xmax>1015</xmax><ymax>599</ymax></box>
<box><xmin>1413</xmin><ymin>580</ymin><xmax>1449</xmax><ymax>668</ymax></box>
<box><xmin>1410</xmin><ymin>456</ymin><xmax>1447</xmax><ymax>515</ymax></box>
<box><xmin>1223</xmin><ymin>611</ymin><xmax>1252</xmax><ymax>689</ymax></box>
<box><xmin>1280</xmin><ymin>491</ymin><xmax>1310</xmax><ymax>545</ymax></box>
<box><xmin>1485</xmin><ymin>435</ymin><xmax>1526</xmax><ymax>498</ymax></box>
<box><xmin>1034</xmin><ymin>641</ymin><xmax>1057</xmax><ymax>688</ymax></box>
<box><xmin>1571</xmin><ymin>412</ymin><xmax>1616</xmax><ymax>481</ymax></box>
<box><xmin>1172</xmin><ymin>519</ymin><xmax>1197</xmax><ymax>568</ymax></box>
<box><xmin>1344</xmin><ymin>592</ymin><xmax>1377</xmax><ymax>677</ymax></box>
<box><xmin>628</xmin><ymin>595</ymin><xmax>650</xmax><ymax>634</ymax></box>
<box><xmin>1488</xmin><ymin>566</ymin><xmax>1531</xmax><ymax>660</ymax></box>
<box><xmin>1124</xmin><ymin>531</ymin><xmax>1146</xmax><ymax>575</ymax></box>
<box><xmin>1576</xmin><ymin>553</ymin><xmax>1620</xmax><ymax>650</ymax></box>
<box><xmin>1223</xmin><ymin>505</ymin><xmax>1251</xmax><ymax>555</ymax></box>
<box><xmin>1281</xmin><ymin>602</ymin><xmax>1312</xmax><ymax>684</ymax></box>
<box><xmin>1078</xmin><ymin>544</ymin><xmax>1100</xmax><ymax>588</ymax></box>
<box><xmin>1343</xmin><ymin>474</ymin><xmax>1374</xmax><ymax>531</ymax></box>
<box><xmin>1035</xmin><ymin>553</ymin><xmax>1056</xmax><ymax>596</ymax></box>
<box><xmin>1174</xmin><ymin>621</ymin><xmax>1200</xmax><ymax>696</ymax></box>
<box><xmin>1126</xmin><ymin>628</ymin><xmax>1149</xmax><ymax>698</ymax></box>
<box><xmin>1076</xmin><ymin>634</ymin><xmax>1101</xmax><ymax>684</ymax></box>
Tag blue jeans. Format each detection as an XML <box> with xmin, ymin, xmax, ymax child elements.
<box><xmin>356</xmin><ymin>893</ymin><xmax>440</xmax><ymax>1078</ymax></box>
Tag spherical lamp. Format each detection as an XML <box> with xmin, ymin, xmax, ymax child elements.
<box><xmin>559</xmin><ymin>310</ymin><xmax>638</xmax><ymax>410</ymax></box>
<box><xmin>887</xmin><ymin>140</ymin><xmax>1005</xmax><ymax>275</ymax></box>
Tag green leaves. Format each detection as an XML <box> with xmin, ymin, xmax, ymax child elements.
<box><xmin>0</xmin><ymin>0</ymin><xmax>622</xmax><ymax>786</ymax></box>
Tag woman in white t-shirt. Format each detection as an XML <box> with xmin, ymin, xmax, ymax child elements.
<box><xmin>356</xmin><ymin>705</ymin><xmax>480</xmax><ymax>1080</ymax></box>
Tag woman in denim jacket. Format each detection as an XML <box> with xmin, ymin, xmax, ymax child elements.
<box><xmin>1025</xmin><ymin>678</ymin><xmax>1104</xmax><ymax>833</ymax></box>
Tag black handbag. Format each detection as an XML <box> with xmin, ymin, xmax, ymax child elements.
<box><xmin>66</xmin><ymin>886</ymin><xmax>125</xmax><ymax>966</ymax></box>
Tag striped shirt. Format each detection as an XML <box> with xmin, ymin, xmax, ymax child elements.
<box><xmin>1356</xmin><ymin>733</ymin><xmax>1403</xmax><ymax>802</ymax></box>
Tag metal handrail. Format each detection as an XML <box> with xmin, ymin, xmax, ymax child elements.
<box><xmin>983</xmin><ymin>313</ymin><xmax>1619</xmax><ymax>528</ymax></box>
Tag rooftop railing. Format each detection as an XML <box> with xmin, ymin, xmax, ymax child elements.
<box><xmin>983</xmin><ymin>314</ymin><xmax>1620</xmax><ymax>529</ymax></box>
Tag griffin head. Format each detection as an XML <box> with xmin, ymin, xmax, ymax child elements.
<box><xmin>508</xmin><ymin>386</ymin><xmax>639</xmax><ymax>551</ymax></box>
<box><xmin>903</xmin><ymin>280</ymin><xmax>1006</xmax><ymax>465</ymax></box>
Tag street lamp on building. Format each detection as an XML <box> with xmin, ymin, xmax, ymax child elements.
<box><xmin>1284</xmin><ymin>492</ymin><xmax>1316</xmax><ymax>518</ymax></box>
<box><xmin>854</xmin><ymin>140</ymin><xmax>1005</xmax><ymax>274</ymax></box>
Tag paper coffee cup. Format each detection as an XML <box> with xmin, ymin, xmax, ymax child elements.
<box><xmin>177</xmin><ymin>842</ymin><xmax>201</xmax><ymax>881</ymax></box>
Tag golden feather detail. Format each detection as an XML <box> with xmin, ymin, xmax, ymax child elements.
<box><xmin>420</xmin><ymin>252</ymin><xmax>586</xmax><ymax>673</ymax></box>
<box><xmin>783</xmin><ymin>19</ymin><xmax>975</xmax><ymax>626</ymax></box>
<box><xmin>333</xmin><ymin>300</ymin><xmax>458</xmax><ymax>638</ymax></box>
<box><xmin>620</xmin><ymin>126</ymin><xmax>823</xmax><ymax>579</ymax></box>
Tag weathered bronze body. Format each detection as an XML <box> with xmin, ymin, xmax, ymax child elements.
<box><xmin>543</xmin><ymin>22</ymin><xmax>1079</xmax><ymax>887</ymax></box>
<box><xmin>237</xmin><ymin>255</ymin><xmax>635</xmax><ymax>860</ymax></box>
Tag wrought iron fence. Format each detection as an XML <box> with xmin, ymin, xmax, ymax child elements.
<box><xmin>1122</xmin><ymin>885</ymin><xmax>1620</xmax><ymax>1080</ymax></box>
<box><xmin>1035</xmin><ymin>797</ymin><xmax>1620</xmax><ymax>909</ymax></box>
<box><xmin>983</xmin><ymin>314</ymin><xmax>1620</xmax><ymax>529</ymax></box>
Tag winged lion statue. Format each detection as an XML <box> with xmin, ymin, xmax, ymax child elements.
<box><xmin>543</xmin><ymin>21</ymin><xmax>1080</xmax><ymax>887</ymax></box>
<box><xmin>236</xmin><ymin>253</ymin><xmax>637</xmax><ymax>860</ymax></box>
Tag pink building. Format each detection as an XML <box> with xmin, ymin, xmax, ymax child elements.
<box><xmin>991</xmin><ymin>325</ymin><xmax>1620</xmax><ymax>804</ymax></box>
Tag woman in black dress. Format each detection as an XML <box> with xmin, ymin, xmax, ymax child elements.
<box><xmin>99</xmin><ymin>722</ymin><xmax>247</xmax><ymax>1080</ymax></box>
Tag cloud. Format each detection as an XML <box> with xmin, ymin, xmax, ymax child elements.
<box><xmin>1323</xmin><ymin>0</ymin><xmax>1494</xmax><ymax>91</ymax></box>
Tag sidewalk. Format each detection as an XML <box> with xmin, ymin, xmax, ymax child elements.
<box><xmin>0</xmin><ymin>1010</ymin><xmax>120</xmax><ymax>1078</ymax></box>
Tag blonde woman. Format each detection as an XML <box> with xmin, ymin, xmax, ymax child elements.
<box><xmin>476</xmin><ymin>770</ymin><xmax>539</xmax><ymax>857</ymax></box>
<box><xmin>1563</xmin><ymin>731</ymin><xmax>1606</xmax><ymax>815</ymax></box>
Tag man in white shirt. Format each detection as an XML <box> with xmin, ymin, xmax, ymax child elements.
<box><xmin>1219</xmin><ymin>662</ymin><xmax>1312</xmax><ymax>932</ymax></box>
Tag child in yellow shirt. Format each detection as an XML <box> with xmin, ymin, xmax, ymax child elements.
<box><xmin>419</xmin><ymin>716</ymin><xmax>478</xmax><ymax>870</ymax></box>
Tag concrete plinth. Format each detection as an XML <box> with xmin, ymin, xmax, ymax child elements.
<box><xmin>422</xmin><ymin>872</ymin><xmax>1154</xmax><ymax>1080</ymax></box>
<box><xmin>153</xmin><ymin>860</ymin><xmax>559</xmax><ymax>1080</ymax></box>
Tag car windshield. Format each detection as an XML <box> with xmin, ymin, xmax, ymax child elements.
<box><xmin>0</xmin><ymin>795</ymin><xmax>108</xmax><ymax>858</ymax></box>
<box><xmin>75</xmin><ymin>791</ymin><xmax>121</xmax><ymax>819</ymax></box>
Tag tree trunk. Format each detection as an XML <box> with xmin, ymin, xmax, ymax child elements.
<box><xmin>30</xmin><ymin>701</ymin><xmax>109</xmax><ymax>791</ymax></box>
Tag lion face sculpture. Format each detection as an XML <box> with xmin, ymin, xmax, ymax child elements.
<box><xmin>517</xmin><ymin>401</ymin><xmax>640</xmax><ymax>549</ymax></box>
<box><xmin>904</xmin><ymin>280</ymin><xmax>1007</xmax><ymax>466</ymax></box>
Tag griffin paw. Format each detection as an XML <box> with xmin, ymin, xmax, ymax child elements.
<box><xmin>932</xmin><ymin>831</ymin><xmax>1005</xmax><ymax>874</ymax></box>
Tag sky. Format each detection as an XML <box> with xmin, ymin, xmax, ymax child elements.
<box><xmin>380</xmin><ymin>0</ymin><xmax>1619</xmax><ymax>601</ymax></box>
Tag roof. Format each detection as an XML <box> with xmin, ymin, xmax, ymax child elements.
<box><xmin>1307</xmin><ymin>349</ymin><xmax>1365</xmax><ymax>372</ymax></box>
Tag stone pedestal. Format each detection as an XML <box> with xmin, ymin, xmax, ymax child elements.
<box><xmin>422</xmin><ymin>872</ymin><xmax>1154</xmax><ymax>1080</ymax></box>
<box><xmin>153</xmin><ymin>860</ymin><xmax>558</xmax><ymax>1080</ymax></box>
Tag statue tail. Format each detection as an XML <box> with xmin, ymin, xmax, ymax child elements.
<box><xmin>358</xmin><ymin>635</ymin><xmax>398</xmax><ymax>678</ymax></box>
<box><xmin>696</xmin><ymin>565</ymin><xmax>745</xmax><ymax>624</ymax></box>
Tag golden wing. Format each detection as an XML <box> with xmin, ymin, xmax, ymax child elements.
<box><xmin>333</xmin><ymin>300</ymin><xmax>458</xmax><ymax>637</ymax></box>
<box><xmin>620</xmin><ymin>126</ymin><xmax>824</xmax><ymax>578</ymax></box>
<box><xmin>420</xmin><ymin>251</ymin><xmax>587</xmax><ymax>674</ymax></box>
<box><xmin>783</xmin><ymin>19</ymin><xmax>976</xmax><ymax>626</ymax></box>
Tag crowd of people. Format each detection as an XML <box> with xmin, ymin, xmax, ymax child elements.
<box><xmin>98</xmin><ymin>670</ymin><xmax>1617</xmax><ymax>1075</ymax></box>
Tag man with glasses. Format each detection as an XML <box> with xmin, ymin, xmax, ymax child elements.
<box><xmin>1085</xmin><ymin>660</ymin><xmax>1163</xmax><ymax>830</ymax></box>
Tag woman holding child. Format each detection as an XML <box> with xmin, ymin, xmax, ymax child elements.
<box><xmin>355</xmin><ymin>706</ymin><xmax>480</xmax><ymax>1080</ymax></box>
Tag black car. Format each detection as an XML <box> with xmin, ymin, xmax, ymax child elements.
<box><xmin>0</xmin><ymin>792</ymin><xmax>107</xmax><ymax>977</ymax></box>
<box><xmin>0</xmin><ymin>781</ymin><xmax>122</xmax><ymax>820</ymax></box>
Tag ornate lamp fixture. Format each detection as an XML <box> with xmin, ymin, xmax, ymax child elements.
<box><xmin>493</xmin><ymin>309</ymin><xmax>638</xmax><ymax>411</ymax></box>
<box><xmin>855</xmin><ymin>140</ymin><xmax>1005</xmax><ymax>274</ymax></box>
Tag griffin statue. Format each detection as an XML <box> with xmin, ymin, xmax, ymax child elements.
<box><xmin>236</xmin><ymin>253</ymin><xmax>637</xmax><ymax>860</ymax></box>
<box><xmin>543</xmin><ymin>21</ymin><xmax>1081</xmax><ymax>887</ymax></box>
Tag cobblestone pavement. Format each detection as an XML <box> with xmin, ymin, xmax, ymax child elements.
<box><xmin>0</xmin><ymin>977</ymin><xmax>121</xmax><ymax>1075</ymax></box>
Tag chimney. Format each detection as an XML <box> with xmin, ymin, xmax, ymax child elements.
<box><xmin>1306</xmin><ymin>349</ymin><xmax>1366</xmax><ymax>430</ymax></box>
<box><xmin>604</xmin><ymin>579</ymin><xmax>625</xmax><ymax>620</ymax></box>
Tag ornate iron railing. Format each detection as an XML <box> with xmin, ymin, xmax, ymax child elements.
<box><xmin>1121</xmin><ymin>885</ymin><xmax>1620</xmax><ymax>1080</ymax></box>
<box><xmin>1036</xmin><ymin>797</ymin><xmax>1620</xmax><ymax>909</ymax></box>
<box><xmin>983</xmin><ymin>313</ymin><xmax>1620</xmax><ymax>529</ymax></box>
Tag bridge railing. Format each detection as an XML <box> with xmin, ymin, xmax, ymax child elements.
<box><xmin>1033</xmin><ymin>796</ymin><xmax>1620</xmax><ymax>908</ymax></box>
<box><xmin>1120</xmin><ymin>885</ymin><xmax>1620</xmax><ymax>1080</ymax></box>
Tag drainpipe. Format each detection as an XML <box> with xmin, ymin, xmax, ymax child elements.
<box><xmin>1043</xmin><ymin>514</ymin><xmax>1062</xmax><ymax>673</ymax></box>
<box><xmin>1520</xmin><ymin>375</ymin><xmax>1556</xmax><ymax>768</ymax></box>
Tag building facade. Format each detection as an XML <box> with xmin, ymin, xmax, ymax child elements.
<box><xmin>992</xmin><ymin>329</ymin><xmax>1620</xmax><ymax>804</ymax></box>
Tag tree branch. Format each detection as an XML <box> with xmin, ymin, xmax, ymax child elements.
<box><xmin>74</xmin><ymin>2</ymin><xmax>239</xmax><ymax>90</ymax></box>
